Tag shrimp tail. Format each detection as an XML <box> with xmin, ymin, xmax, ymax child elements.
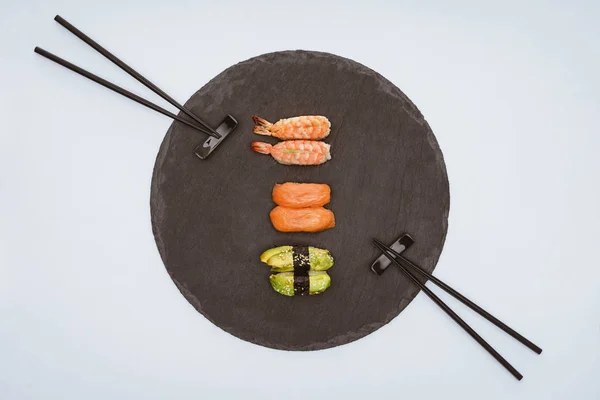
<box><xmin>251</xmin><ymin>141</ymin><xmax>272</xmax><ymax>155</ymax></box>
<box><xmin>252</xmin><ymin>115</ymin><xmax>273</xmax><ymax>136</ymax></box>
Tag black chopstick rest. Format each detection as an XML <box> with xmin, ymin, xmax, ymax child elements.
<box><xmin>371</xmin><ymin>234</ymin><xmax>414</xmax><ymax>275</ymax></box>
<box><xmin>194</xmin><ymin>115</ymin><xmax>238</xmax><ymax>159</ymax></box>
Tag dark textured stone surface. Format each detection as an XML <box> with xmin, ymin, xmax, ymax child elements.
<box><xmin>150</xmin><ymin>50</ymin><xmax>450</xmax><ymax>351</ymax></box>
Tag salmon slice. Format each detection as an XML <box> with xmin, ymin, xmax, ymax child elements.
<box><xmin>269</xmin><ymin>206</ymin><xmax>335</xmax><ymax>233</ymax></box>
<box><xmin>272</xmin><ymin>182</ymin><xmax>331</xmax><ymax>208</ymax></box>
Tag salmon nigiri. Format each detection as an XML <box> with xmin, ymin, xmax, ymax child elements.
<box><xmin>272</xmin><ymin>183</ymin><xmax>331</xmax><ymax>208</ymax></box>
<box><xmin>251</xmin><ymin>140</ymin><xmax>331</xmax><ymax>165</ymax></box>
<box><xmin>269</xmin><ymin>206</ymin><xmax>335</xmax><ymax>233</ymax></box>
<box><xmin>252</xmin><ymin>115</ymin><xmax>331</xmax><ymax>140</ymax></box>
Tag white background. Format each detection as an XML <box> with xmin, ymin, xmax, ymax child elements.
<box><xmin>1</xmin><ymin>1</ymin><xmax>599</xmax><ymax>399</ymax></box>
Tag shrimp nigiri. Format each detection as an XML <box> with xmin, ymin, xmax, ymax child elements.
<box><xmin>252</xmin><ymin>115</ymin><xmax>331</xmax><ymax>140</ymax></box>
<box><xmin>251</xmin><ymin>140</ymin><xmax>331</xmax><ymax>165</ymax></box>
<box><xmin>272</xmin><ymin>182</ymin><xmax>331</xmax><ymax>208</ymax></box>
<box><xmin>269</xmin><ymin>206</ymin><xmax>335</xmax><ymax>233</ymax></box>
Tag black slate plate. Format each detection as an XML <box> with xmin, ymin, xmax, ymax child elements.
<box><xmin>150</xmin><ymin>50</ymin><xmax>450</xmax><ymax>351</ymax></box>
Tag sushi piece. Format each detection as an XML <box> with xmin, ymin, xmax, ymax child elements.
<box><xmin>269</xmin><ymin>271</ymin><xmax>331</xmax><ymax>296</ymax></box>
<box><xmin>270</xmin><ymin>206</ymin><xmax>335</xmax><ymax>233</ymax></box>
<box><xmin>252</xmin><ymin>115</ymin><xmax>331</xmax><ymax>140</ymax></box>
<box><xmin>260</xmin><ymin>245</ymin><xmax>334</xmax><ymax>272</ymax></box>
<box><xmin>251</xmin><ymin>141</ymin><xmax>331</xmax><ymax>166</ymax></box>
<box><xmin>272</xmin><ymin>182</ymin><xmax>331</xmax><ymax>208</ymax></box>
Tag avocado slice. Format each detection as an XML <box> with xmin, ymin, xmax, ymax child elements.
<box><xmin>259</xmin><ymin>246</ymin><xmax>292</xmax><ymax>263</ymax></box>
<box><xmin>266</xmin><ymin>250</ymin><xmax>294</xmax><ymax>270</ymax></box>
<box><xmin>309</xmin><ymin>247</ymin><xmax>334</xmax><ymax>271</ymax></box>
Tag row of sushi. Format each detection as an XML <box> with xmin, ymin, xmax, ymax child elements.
<box><xmin>270</xmin><ymin>182</ymin><xmax>335</xmax><ymax>233</ymax></box>
<box><xmin>252</xmin><ymin>115</ymin><xmax>335</xmax><ymax>296</ymax></box>
<box><xmin>251</xmin><ymin>115</ymin><xmax>332</xmax><ymax>165</ymax></box>
<box><xmin>260</xmin><ymin>246</ymin><xmax>334</xmax><ymax>296</ymax></box>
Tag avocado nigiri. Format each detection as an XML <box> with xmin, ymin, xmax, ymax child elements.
<box><xmin>269</xmin><ymin>271</ymin><xmax>331</xmax><ymax>296</ymax></box>
<box><xmin>260</xmin><ymin>245</ymin><xmax>334</xmax><ymax>272</ymax></box>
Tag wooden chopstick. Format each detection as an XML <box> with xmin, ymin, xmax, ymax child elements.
<box><xmin>373</xmin><ymin>239</ymin><xmax>524</xmax><ymax>380</ymax></box>
<box><xmin>34</xmin><ymin>47</ymin><xmax>219</xmax><ymax>138</ymax></box>
<box><xmin>373</xmin><ymin>238</ymin><xmax>542</xmax><ymax>354</ymax></box>
<box><xmin>54</xmin><ymin>15</ymin><xmax>220</xmax><ymax>137</ymax></box>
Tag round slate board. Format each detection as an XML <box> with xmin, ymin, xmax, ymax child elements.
<box><xmin>150</xmin><ymin>50</ymin><xmax>450</xmax><ymax>351</ymax></box>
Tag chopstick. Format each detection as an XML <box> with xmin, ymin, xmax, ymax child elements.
<box><xmin>373</xmin><ymin>239</ymin><xmax>542</xmax><ymax>354</ymax></box>
<box><xmin>54</xmin><ymin>15</ymin><xmax>220</xmax><ymax>137</ymax></box>
<box><xmin>373</xmin><ymin>239</ymin><xmax>524</xmax><ymax>380</ymax></box>
<box><xmin>34</xmin><ymin>47</ymin><xmax>219</xmax><ymax>138</ymax></box>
